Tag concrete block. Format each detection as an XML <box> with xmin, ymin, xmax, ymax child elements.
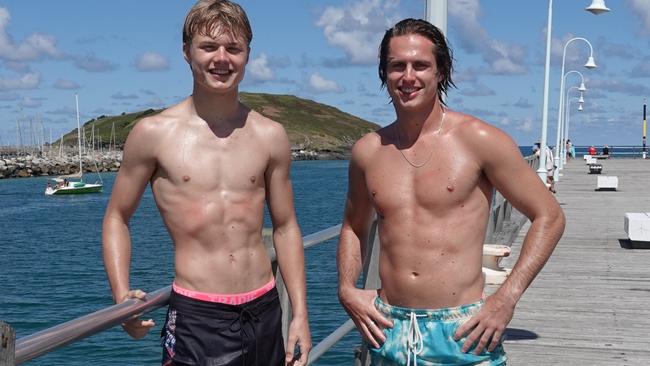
<box><xmin>624</xmin><ymin>212</ymin><xmax>650</xmax><ymax>242</ymax></box>
<box><xmin>596</xmin><ymin>176</ymin><xmax>618</xmax><ymax>190</ymax></box>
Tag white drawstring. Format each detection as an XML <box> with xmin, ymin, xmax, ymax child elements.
<box><xmin>406</xmin><ymin>312</ymin><xmax>425</xmax><ymax>366</ymax></box>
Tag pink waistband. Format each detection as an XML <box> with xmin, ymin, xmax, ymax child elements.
<box><xmin>172</xmin><ymin>278</ymin><xmax>275</xmax><ymax>305</ymax></box>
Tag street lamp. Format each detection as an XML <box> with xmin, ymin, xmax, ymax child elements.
<box><xmin>563</xmin><ymin>97</ymin><xmax>584</xmax><ymax>163</ymax></box>
<box><xmin>586</xmin><ymin>0</ymin><xmax>610</xmax><ymax>15</ymax></box>
<box><xmin>554</xmin><ymin>70</ymin><xmax>587</xmax><ymax>178</ymax></box>
<box><xmin>536</xmin><ymin>0</ymin><xmax>609</xmax><ymax>182</ymax></box>
<box><xmin>553</xmin><ymin>38</ymin><xmax>596</xmax><ymax>180</ymax></box>
<box><xmin>560</xmin><ymin>87</ymin><xmax>585</xmax><ymax>166</ymax></box>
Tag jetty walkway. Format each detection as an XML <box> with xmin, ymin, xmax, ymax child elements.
<box><xmin>497</xmin><ymin>158</ymin><xmax>650</xmax><ymax>365</ymax></box>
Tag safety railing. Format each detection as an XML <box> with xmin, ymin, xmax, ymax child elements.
<box><xmin>2</xmin><ymin>157</ymin><xmax>536</xmax><ymax>365</ymax></box>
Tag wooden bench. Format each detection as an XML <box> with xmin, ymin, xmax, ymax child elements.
<box><xmin>624</xmin><ymin>212</ymin><xmax>650</xmax><ymax>242</ymax></box>
<box><xmin>596</xmin><ymin>176</ymin><xmax>618</xmax><ymax>191</ymax></box>
<box><xmin>483</xmin><ymin>244</ymin><xmax>512</xmax><ymax>285</ymax></box>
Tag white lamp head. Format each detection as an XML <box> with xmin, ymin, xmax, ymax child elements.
<box><xmin>586</xmin><ymin>0</ymin><xmax>610</xmax><ymax>15</ymax></box>
<box><xmin>578</xmin><ymin>81</ymin><xmax>587</xmax><ymax>92</ymax></box>
<box><xmin>579</xmin><ymin>94</ymin><xmax>585</xmax><ymax>104</ymax></box>
<box><xmin>584</xmin><ymin>56</ymin><xmax>597</xmax><ymax>69</ymax></box>
<box><xmin>578</xmin><ymin>103</ymin><xmax>584</xmax><ymax>111</ymax></box>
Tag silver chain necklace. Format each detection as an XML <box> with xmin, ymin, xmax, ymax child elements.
<box><xmin>395</xmin><ymin>110</ymin><xmax>446</xmax><ymax>168</ymax></box>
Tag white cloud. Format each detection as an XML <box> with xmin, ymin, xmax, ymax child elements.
<box><xmin>316</xmin><ymin>0</ymin><xmax>401</xmax><ymax>65</ymax></box>
<box><xmin>248</xmin><ymin>53</ymin><xmax>274</xmax><ymax>82</ymax></box>
<box><xmin>19</xmin><ymin>96</ymin><xmax>41</xmax><ymax>108</ymax></box>
<box><xmin>111</xmin><ymin>92</ymin><xmax>138</xmax><ymax>100</ymax></box>
<box><xmin>74</xmin><ymin>54</ymin><xmax>117</xmax><ymax>72</ymax></box>
<box><xmin>517</xmin><ymin>118</ymin><xmax>534</xmax><ymax>132</ymax></box>
<box><xmin>629</xmin><ymin>0</ymin><xmax>650</xmax><ymax>33</ymax></box>
<box><xmin>53</xmin><ymin>79</ymin><xmax>80</xmax><ymax>90</ymax></box>
<box><xmin>0</xmin><ymin>72</ymin><xmax>40</xmax><ymax>90</ymax></box>
<box><xmin>308</xmin><ymin>72</ymin><xmax>341</xmax><ymax>93</ymax></box>
<box><xmin>449</xmin><ymin>0</ymin><xmax>526</xmax><ymax>75</ymax></box>
<box><xmin>0</xmin><ymin>7</ymin><xmax>62</xmax><ymax>62</ymax></box>
<box><xmin>134</xmin><ymin>52</ymin><xmax>169</xmax><ymax>72</ymax></box>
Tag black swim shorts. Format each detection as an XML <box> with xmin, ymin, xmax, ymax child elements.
<box><xmin>161</xmin><ymin>287</ymin><xmax>285</xmax><ymax>366</ymax></box>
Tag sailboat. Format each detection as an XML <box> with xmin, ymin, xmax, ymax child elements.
<box><xmin>45</xmin><ymin>94</ymin><xmax>103</xmax><ymax>195</ymax></box>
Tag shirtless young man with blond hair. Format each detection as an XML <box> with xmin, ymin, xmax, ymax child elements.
<box><xmin>337</xmin><ymin>18</ymin><xmax>565</xmax><ymax>365</ymax></box>
<box><xmin>102</xmin><ymin>1</ymin><xmax>310</xmax><ymax>365</ymax></box>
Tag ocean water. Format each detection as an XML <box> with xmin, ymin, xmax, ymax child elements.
<box><xmin>0</xmin><ymin>160</ymin><xmax>358</xmax><ymax>365</ymax></box>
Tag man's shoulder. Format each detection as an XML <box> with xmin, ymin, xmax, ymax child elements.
<box><xmin>245</xmin><ymin>109</ymin><xmax>289</xmax><ymax>141</ymax></box>
<box><xmin>350</xmin><ymin>127</ymin><xmax>386</xmax><ymax>164</ymax></box>
<box><xmin>131</xmin><ymin>102</ymin><xmax>187</xmax><ymax>135</ymax></box>
<box><xmin>450</xmin><ymin>110</ymin><xmax>511</xmax><ymax>143</ymax></box>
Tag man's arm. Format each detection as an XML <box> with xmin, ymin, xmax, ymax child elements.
<box><xmin>102</xmin><ymin>118</ymin><xmax>158</xmax><ymax>339</ymax></box>
<box><xmin>263</xmin><ymin>123</ymin><xmax>311</xmax><ymax>365</ymax></box>
<box><xmin>337</xmin><ymin>136</ymin><xmax>393</xmax><ymax>348</ymax></box>
<box><xmin>454</xmin><ymin>120</ymin><xmax>565</xmax><ymax>354</ymax></box>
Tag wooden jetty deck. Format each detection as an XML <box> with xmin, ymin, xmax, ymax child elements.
<box><xmin>496</xmin><ymin>158</ymin><xmax>650</xmax><ymax>365</ymax></box>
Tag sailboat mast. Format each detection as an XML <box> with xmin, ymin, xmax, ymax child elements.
<box><xmin>75</xmin><ymin>94</ymin><xmax>83</xmax><ymax>175</ymax></box>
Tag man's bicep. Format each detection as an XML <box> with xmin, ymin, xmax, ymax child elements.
<box><xmin>265</xmin><ymin>131</ymin><xmax>296</xmax><ymax>226</ymax></box>
<box><xmin>483</xmin><ymin>134</ymin><xmax>555</xmax><ymax>219</ymax></box>
<box><xmin>106</xmin><ymin>127</ymin><xmax>157</xmax><ymax>219</ymax></box>
<box><xmin>342</xmin><ymin>155</ymin><xmax>375</xmax><ymax>238</ymax></box>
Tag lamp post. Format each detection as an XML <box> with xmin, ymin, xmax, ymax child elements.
<box><xmin>553</xmin><ymin>38</ymin><xmax>596</xmax><ymax>181</ymax></box>
<box><xmin>561</xmin><ymin>88</ymin><xmax>584</xmax><ymax>165</ymax></box>
<box><xmin>563</xmin><ymin>97</ymin><xmax>584</xmax><ymax>162</ymax></box>
<box><xmin>536</xmin><ymin>0</ymin><xmax>609</xmax><ymax>182</ymax></box>
<box><xmin>554</xmin><ymin>70</ymin><xmax>587</xmax><ymax>179</ymax></box>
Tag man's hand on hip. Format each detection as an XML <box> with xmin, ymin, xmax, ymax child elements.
<box><xmin>339</xmin><ymin>287</ymin><xmax>393</xmax><ymax>348</ymax></box>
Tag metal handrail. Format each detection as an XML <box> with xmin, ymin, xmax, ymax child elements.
<box><xmin>15</xmin><ymin>286</ymin><xmax>170</xmax><ymax>364</ymax></box>
<box><xmin>10</xmin><ymin>174</ymin><xmax>527</xmax><ymax>364</ymax></box>
<box><xmin>13</xmin><ymin>224</ymin><xmax>343</xmax><ymax>365</ymax></box>
<box><xmin>308</xmin><ymin>319</ymin><xmax>356</xmax><ymax>364</ymax></box>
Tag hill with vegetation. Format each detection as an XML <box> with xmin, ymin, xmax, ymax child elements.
<box><xmin>57</xmin><ymin>92</ymin><xmax>381</xmax><ymax>155</ymax></box>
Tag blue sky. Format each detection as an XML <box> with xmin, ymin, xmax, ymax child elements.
<box><xmin>1</xmin><ymin>0</ymin><xmax>649</xmax><ymax>147</ymax></box>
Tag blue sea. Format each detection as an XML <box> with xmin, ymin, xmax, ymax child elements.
<box><xmin>0</xmin><ymin>160</ymin><xmax>357</xmax><ymax>365</ymax></box>
<box><xmin>0</xmin><ymin>145</ymin><xmax>643</xmax><ymax>365</ymax></box>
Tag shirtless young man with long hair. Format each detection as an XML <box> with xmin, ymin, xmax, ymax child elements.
<box><xmin>337</xmin><ymin>18</ymin><xmax>564</xmax><ymax>365</ymax></box>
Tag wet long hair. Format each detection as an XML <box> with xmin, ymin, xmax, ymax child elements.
<box><xmin>378</xmin><ymin>18</ymin><xmax>455</xmax><ymax>106</ymax></box>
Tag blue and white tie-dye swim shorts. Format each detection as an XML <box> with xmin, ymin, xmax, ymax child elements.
<box><xmin>369</xmin><ymin>297</ymin><xmax>507</xmax><ymax>366</ymax></box>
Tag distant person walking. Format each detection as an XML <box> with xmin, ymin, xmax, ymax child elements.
<box><xmin>533</xmin><ymin>142</ymin><xmax>556</xmax><ymax>193</ymax></box>
<box><xmin>566</xmin><ymin>139</ymin><xmax>573</xmax><ymax>160</ymax></box>
<box><xmin>102</xmin><ymin>1</ymin><xmax>311</xmax><ymax>365</ymax></box>
<box><xmin>337</xmin><ymin>18</ymin><xmax>565</xmax><ymax>366</ymax></box>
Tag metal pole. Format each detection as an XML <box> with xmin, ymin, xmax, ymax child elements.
<box><xmin>75</xmin><ymin>94</ymin><xmax>83</xmax><ymax>174</ymax></box>
<box><xmin>643</xmin><ymin>97</ymin><xmax>647</xmax><ymax>159</ymax></box>
<box><xmin>537</xmin><ymin>0</ymin><xmax>553</xmax><ymax>182</ymax></box>
<box><xmin>425</xmin><ymin>0</ymin><xmax>447</xmax><ymax>36</ymax></box>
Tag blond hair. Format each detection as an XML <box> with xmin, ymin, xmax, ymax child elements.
<box><xmin>182</xmin><ymin>0</ymin><xmax>252</xmax><ymax>47</ymax></box>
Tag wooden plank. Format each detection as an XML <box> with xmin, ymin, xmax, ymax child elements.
<box><xmin>0</xmin><ymin>321</ymin><xmax>15</xmax><ymax>366</ymax></box>
<box><xmin>487</xmin><ymin>159</ymin><xmax>650</xmax><ymax>365</ymax></box>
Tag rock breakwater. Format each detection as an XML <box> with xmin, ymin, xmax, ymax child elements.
<box><xmin>0</xmin><ymin>152</ymin><xmax>123</xmax><ymax>179</ymax></box>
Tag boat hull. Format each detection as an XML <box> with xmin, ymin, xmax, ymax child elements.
<box><xmin>45</xmin><ymin>184</ymin><xmax>103</xmax><ymax>195</ymax></box>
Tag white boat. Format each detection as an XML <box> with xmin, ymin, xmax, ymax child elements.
<box><xmin>45</xmin><ymin>94</ymin><xmax>103</xmax><ymax>195</ymax></box>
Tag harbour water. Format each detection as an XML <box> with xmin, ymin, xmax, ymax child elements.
<box><xmin>0</xmin><ymin>160</ymin><xmax>356</xmax><ymax>365</ymax></box>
